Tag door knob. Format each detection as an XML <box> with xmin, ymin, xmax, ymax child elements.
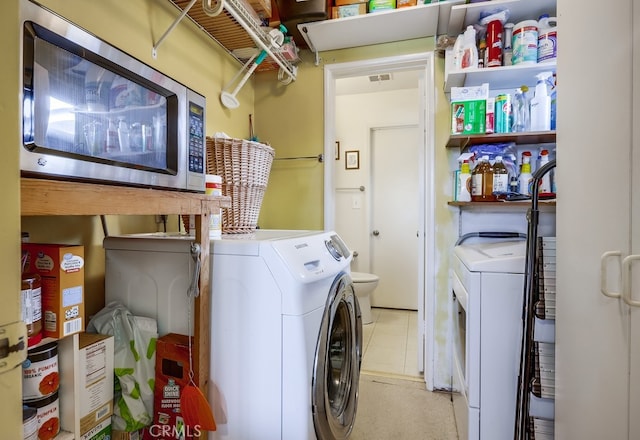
<box><xmin>372</xmin><ymin>230</ymin><xmax>380</xmax><ymax>236</ymax></box>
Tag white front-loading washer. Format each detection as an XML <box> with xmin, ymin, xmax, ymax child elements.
<box><xmin>103</xmin><ymin>230</ymin><xmax>362</xmax><ymax>440</ymax></box>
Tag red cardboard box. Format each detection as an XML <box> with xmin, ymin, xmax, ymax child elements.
<box><xmin>149</xmin><ymin>333</ymin><xmax>199</xmax><ymax>440</ymax></box>
<box><xmin>22</xmin><ymin>243</ymin><xmax>85</xmax><ymax>338</ymax></box>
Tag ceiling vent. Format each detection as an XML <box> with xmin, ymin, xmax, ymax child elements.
<box><xmin>368</xmin><ymin>73</ymin><xmax>392</xmax><ymax>82</ymax></box>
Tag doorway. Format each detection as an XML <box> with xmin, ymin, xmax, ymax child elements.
<box><xmin>323</xmin><ymin>53</ymin><xmax>436</xmax><ymax>388</ymax></box>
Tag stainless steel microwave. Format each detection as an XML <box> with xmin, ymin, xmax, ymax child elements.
<box><xmin>20</xmin><ymin>1</ymin><xmax>206</xmax><ymax>192</ymax></box>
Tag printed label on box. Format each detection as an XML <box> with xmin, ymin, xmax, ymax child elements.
<box><xmin>22</xmin><ymin>243</ymin><xmax>85</xmax><ymax>338</ymax></box>
<box><xmin>80</xmin><ymin>418</ymin><xmax>111</xmax><ymax>440</ymax></box>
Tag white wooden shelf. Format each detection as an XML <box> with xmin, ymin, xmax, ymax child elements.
<box><xmin>295</xmin><ymin>0</ymin><xmax>557</xmax><ymax>60</ymax></box>
<box><xmin>445</xmin><ymin>60</ymin><xmax>557</xmax><ymax>92</ymax></box>
<box><xmin>297</xmin><ymin>3</ymin><xmax>440</xmax><ymax>54</ymax></box>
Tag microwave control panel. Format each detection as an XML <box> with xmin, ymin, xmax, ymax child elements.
<box><xmin>188</xmin><ymin>101</ymin><xmax>205</xmax><ymax>174</ymax></box>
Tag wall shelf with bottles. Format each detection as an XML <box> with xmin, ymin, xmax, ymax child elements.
<box><xmin>446</xmin><ymin>0</ymin><xmax>556</xmax><ymax>37</ymax></box>
<box><xmin>444</xmin><ymin>60</ymin><xmax>557</xmax><ymax>93</ymax></box>
<box><xmin>447</xmin><ymin>130</ymin><xmax>556</xmax><ymax>149</ymax></box>
<box><xmin>21</xmin><ymin>177</ymin><xmax>231</xmax><ymax>397</ymax></box>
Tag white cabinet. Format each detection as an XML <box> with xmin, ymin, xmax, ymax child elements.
<box><xmin>556</xmin><ymin>0</ymin><xmax>638</xmax><ymax>438</ymax></box>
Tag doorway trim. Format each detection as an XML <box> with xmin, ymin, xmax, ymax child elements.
<box><xmin>323</xmin><ymin>52</ymin><xmax>436</xmax><ymax>389</ymax></box>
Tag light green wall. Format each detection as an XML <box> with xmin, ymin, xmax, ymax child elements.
<box><xmin>254</xmin><ymin>39</ymin><xmax>442</xmax><ymax>230</ymax></box>
<box><xmin>0</xmin><ymin>0</ymin><xmax>24</xmax><ymax>436</ymax></box>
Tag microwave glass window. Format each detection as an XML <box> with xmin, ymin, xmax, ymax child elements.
<box><xmin>26</xmin><ymin>34</ymin><xmax>171</xmax><ymax>174</ymax></box>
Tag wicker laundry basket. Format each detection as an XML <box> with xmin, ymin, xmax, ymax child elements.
<box><xmin>205</xmin><ymin>136</ymin><xmax>275</xmax><ymax>234</ymax></box>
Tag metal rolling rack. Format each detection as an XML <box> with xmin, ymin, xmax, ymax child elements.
<box><xmin>514</xmin><ymin>159</ymin><xmax>557</xmax><ymax>440</ymax></box>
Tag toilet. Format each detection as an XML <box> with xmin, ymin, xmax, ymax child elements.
<box><xmin>350</xmin><ymin>272</ymin><xmax>379</xmax><ymax>325</ymax></box>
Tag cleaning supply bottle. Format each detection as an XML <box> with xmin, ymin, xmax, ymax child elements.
<box><xmin>538</xmin><ymin>149</ymin><xmax>552</xmax><ymax>194</ymax></box>
<box><xmin>485</xmin><ymin>19</ymin><xmax>503</xmax><ymax>68</ymax></box>
<box><xmin>518</xmin><ymin>152</ymin><xmax>533</xmax><ymax>195</ymax></box>
<box><xmin>549</xmin><ymin>74</ymin><xmax>557</xmax><ymax>130</ymax></box>
<box><xmin>530</xmin><ymin>72</ymin><xmax>553</xmax><ymax>131</ymax></box>
<box><xmin>460</xmin><ymin>25</ymin><xmax>478</xmax><ymax>70</ymax></box>
<box><xmin>511</xmin><ymin>87</ymin><xmax>530</xmax><ymax>132</ymax></box>
<box><xmin>452</xmin><ymin>33</ymin><xmax>464</xmax><ymax>70</ymax></box>
<box><xmin>478</xmin><ymin>34</ymin><xmax>487</xmax><ymax>68</ymax></box>
<box><xmin>492</xmin><ymin>155</ymin><xmax>509</xmax><ymax>199</ymax></box>
<box><xmin>471</xmin><ymin>155</ymin><xmax>495</xmax><ymax>201</ymax></box>
<box><xmin>503</xmin><ymin>22</ymin><xmax>514</xmax><ymax>66</ymax></box>
<box><xmin>457</xmin><ymin>160</ymin><xmax>472</xmax><ymax>201</ymax></box>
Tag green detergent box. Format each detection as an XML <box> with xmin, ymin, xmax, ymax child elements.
<box><xmin>369</xmin><ymin>0</ymin><xmax>396</xmax><ymax>12</ymax></box>
<box><xmin>450</xmin><ymin>83</ymin><xmax>489</xmax><ymax>135</ymax></box>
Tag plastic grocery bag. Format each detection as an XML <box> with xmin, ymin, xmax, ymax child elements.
<box><xmin>87</xmin><ymin>301</ymin><xmax>158</xmax><ymax>432</ymax></box>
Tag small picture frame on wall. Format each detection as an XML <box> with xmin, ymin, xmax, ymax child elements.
<box><xmin>345</xmin><ymin>150</ymin><xmax>359</xmax><ymax>170</ymax></box>
<box><xmin>335</xmin><ymin>141</ymin><xmax>340</xmax><ymax>160</ymax></box>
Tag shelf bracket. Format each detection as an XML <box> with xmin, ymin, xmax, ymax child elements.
<box><xmin>154</xmin><ymin>0</ymin><xmax>297</xmax><ymax>83</ymax></box>
<box><xmin>223</xmin><ymin>0</ymin><xmax>297</xmax><ymax>81</ymax></box>
<box><xmin>153</xmin><ymin>0</ymin><xmax>199</xmax><ymax>59</ymax></box>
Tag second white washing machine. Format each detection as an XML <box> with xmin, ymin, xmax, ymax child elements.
<box><xmin>103</xmin><ymin>230</ymin><xmax>362</xmax><ymax>440</ymax></box>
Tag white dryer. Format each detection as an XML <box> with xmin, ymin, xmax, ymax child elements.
<box><xmin>450</xmin><ymin>239</ymin><xmax>554</xmax><ymax>440</ymax></box>
<box><xmin>103</xmin><ymin>230</ymin><xmax>362</xmax><ymax>440</ymax></box>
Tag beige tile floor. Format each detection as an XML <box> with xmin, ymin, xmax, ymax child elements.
<box><xmin>361</xmin><ymin>307</ymin><xmax>421</xmax><ymax>378</ymax></box>
<box><xmin>353</xmin><ymin>307</ymin><xmax>459</xmax><ymax>439</ymax></box>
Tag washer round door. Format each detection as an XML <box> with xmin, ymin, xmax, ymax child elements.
<box><xmin>312</xmin><ymin>272</ymin><xmax>363</xmax><ymax>440</ymax></box>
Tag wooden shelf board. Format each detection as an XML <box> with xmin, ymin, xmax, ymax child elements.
<box><xmin>446</xmin><ymin>131</ymin><xmax>556</xmax><ymax>149</ymax></box>
<box><xmin>21</xmin><ymin>178</ymin><xmax>230</xmax><ymax>216</ymax></box>
<box><xmin>449</xmin><ymin>200</ymin><xmax>556</xmax><ymax>209</ymax></box>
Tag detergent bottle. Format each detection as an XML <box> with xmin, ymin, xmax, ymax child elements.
<box><xmin>460</xmin><ymin>26</ymin><xmax>478</xmax><ymax>70</ymax></box>
<box><xmin>538</xmin><ymin>149</ymin><xmax>552</xmax><ymax>194</ymax></box>
<box><xmin>519</xmin><ymin>152</ymin><xmax>533</xmax><ymax>195</ymax></box>
<box><xmin>457</xmin><ymin>160</ymin><xmax>472</xmax><ymax>202</ymax></box>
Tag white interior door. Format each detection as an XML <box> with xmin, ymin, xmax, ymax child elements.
<box><xmin>370</xmin><ymin>125</ymin><xmax>419</xmax><ymax>310</ymax></box>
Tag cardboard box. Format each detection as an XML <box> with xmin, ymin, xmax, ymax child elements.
<box><xmin>396</xmin><ymin>0</ymin><xmax>417</xmax><ymax>7</ymax></box>
<box><xmin>80</xmin><ymin>418</ymin><xmax>111</xmax><ymax>440</ymax></box>
<box><xmin>22</xmin><ymin>243</ymin><xmax>85</xmax><ymax>339</ymax></box>
<box><xmin>334</xmin><ymin>0</ymin><xmax>367</xmax><ymax>6</ymax></box>
<box><xmin>112</xmin><ymin>429</ymin><xmax>144</xmax><ymax>440</ymax></box>
<box><xmin>369</xmin><ymin>0</ymin><xmax>395</xmax><ymax>12</ymax></box>
<box><xmin>151</xmin><ymin>333</ymin><xmax>197</xmax><ymax>439</ymax></box>
<box><xmin>247</xmin><ymin>0</ymin><xmax>272</xmax><ymax>18</ymax></box>
<box><xmin>332</xmin><ymin>3</ymin><xmax>367</xmax><ymax>18</ymax></box>
<box><xmin>450</xmin><ymin>84</ymin><xmax>489</xmax><ymax>135</ymax></box>
<box><xmin>59</xmin><ymin>333</ymin><xmax>114</xmax><ymax>438</ymax></box>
